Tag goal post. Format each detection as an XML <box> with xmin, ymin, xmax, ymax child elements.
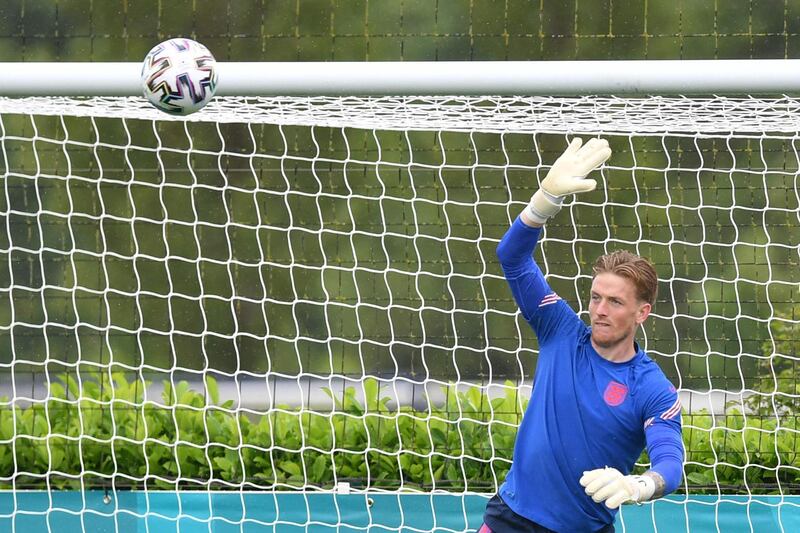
<box><xmin>3</xmin><ymin>59</ymin><xmax>800</xmax><ymax>96</ymax></box>
<box><xmin>1</xmin><ymin>61</ymin><xmax>799</xmax><ymax>531</ymax></box>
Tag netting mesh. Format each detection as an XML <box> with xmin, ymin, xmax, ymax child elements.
<box><xmin>1</xmin><ymin>96</ymin><xmax>799</xmax><ymax>529</ymax></box>
<box><xmin>4</xmin><ymin>95</ymin><xmax>800</xmax><ymax>133</ymax></box>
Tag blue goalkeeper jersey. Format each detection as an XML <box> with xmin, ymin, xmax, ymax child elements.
<box><xmin>494</xmin><ymin>217</ymin><xmax>684</xmax><ymax>533</ymax></box>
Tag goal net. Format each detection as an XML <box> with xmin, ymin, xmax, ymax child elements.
<box><xmin>1</xmin><ymin>95</ymin><xmax>799</xmax><ymax>531</ymax></box>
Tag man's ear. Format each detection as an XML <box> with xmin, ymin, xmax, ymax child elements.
<box><xmin>636</xmin><ymin>302</ymin><xmax>652</xmax><ymax>325</ymax></box>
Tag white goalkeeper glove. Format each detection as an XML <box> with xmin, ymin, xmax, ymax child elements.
<box><xmin>527</xmin><ymin>137</ymin><xmax>612</xmax><ymax>224</ymax></box>
<box><xmin>579</xmin><ymin>467</ymin><xmax>656</xmax><ymax>509</ymax></box>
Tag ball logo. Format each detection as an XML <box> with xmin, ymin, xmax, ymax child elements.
<box><xmin>604</xmin><ymin>381</ymin><xmax>628</xmax><ymax>406</ymax></box>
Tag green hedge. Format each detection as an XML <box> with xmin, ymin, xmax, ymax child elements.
<box><xmin>1</xmin><ymin>374</ymin><xmax>798</xmax><ymax>493</ymax></box>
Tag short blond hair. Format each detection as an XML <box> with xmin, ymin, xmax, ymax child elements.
<box><xmin>592</xmin><ymin>250</ymin><xmax>658</xmax><ymax>306</ymax></box>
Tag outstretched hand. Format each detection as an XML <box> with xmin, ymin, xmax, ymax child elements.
<box><xmin>541</xmin><ymin>137</ymin><xmax>612</xmax><ymax>197</ymax></box>
<box><xmin>525</xmin><ymin>137</ymin><xmax>612</xmax><ymax>226</ymax></box>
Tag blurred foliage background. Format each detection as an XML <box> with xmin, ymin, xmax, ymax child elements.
<box><xmin>0</xmin><ymin>0</ymin><xmax>798</xmax><ymax>62</ymax></box>
<box><xmin>1</xmin><ymin>0</ymin><xmax>799</xmax><ymax>402</ymax></box>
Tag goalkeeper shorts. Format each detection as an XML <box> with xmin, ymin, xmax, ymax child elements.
<box><xmin>480</xmin><ymin>493</ymin><xmax>616</xmax><ymax>533</ymax></box>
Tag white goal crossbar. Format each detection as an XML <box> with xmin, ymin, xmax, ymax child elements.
<box><xmin>2</xmin><ymin>60</ymin><xmax>800</xmax><ymax>96</ymax></box>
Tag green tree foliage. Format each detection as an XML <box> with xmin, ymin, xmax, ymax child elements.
<box><xmin>0</xmin><ymin>0</ymin><xmax>792</xmax><ymax>62</ymax></box>
<box><xmin>2</xmin><ymin>1</ymin><xmax>798</xmax><ymax>384</ymax></box>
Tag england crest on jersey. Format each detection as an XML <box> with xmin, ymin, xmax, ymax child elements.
<box><xmin>604</xmin><ymin>380</ymin><xmax>628</xmax><ymax>406</ymax></box>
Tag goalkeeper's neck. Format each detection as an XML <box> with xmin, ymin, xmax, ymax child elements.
<box><xmin>590</xmin><ymin>333</ymin><xmax>640</xmax><ymax>363</ymax></box>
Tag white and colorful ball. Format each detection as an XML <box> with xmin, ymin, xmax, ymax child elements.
<box><xmin>141</xmin><ymin>38</ymin><xmax>218</xmax><ymax>115</ymax></box>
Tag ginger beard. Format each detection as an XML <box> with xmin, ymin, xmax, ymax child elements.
<box><xmin>589</xmin><ymin>272</ymin><xmax>651</xmax><ymax>353</ymax></box>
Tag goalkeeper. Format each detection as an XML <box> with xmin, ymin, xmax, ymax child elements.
<box><xmin>480</xmin><ymin>139</ymin><xmax>684</xmax><ymax>533</ymax></box>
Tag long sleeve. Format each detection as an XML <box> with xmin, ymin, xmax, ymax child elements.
<box><xmin>643</xmin><ymin>388</ymin><xmax>685</xmax><ymax>495</ymax></box>
<box><xmin>645</xmin><ymin>422</ymin><xmax>685</xmax><ymax>495</ymax></box>
<box><xmin>495</xmin><ymin>217</ymin><xmax>553</xmax><ymax>321</ymax></box>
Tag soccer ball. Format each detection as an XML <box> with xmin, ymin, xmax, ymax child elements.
<box><xmin>141</xmin><ymin>38</ymin><xmax>218</xmax><ymax>115</ymax></box>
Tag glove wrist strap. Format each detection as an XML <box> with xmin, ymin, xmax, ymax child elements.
<box><xmin>630</xmin><ymin>475</ymin><xmax>657</xmax><ymax>504</ymax></box>
<box><xmin>528</xmin><ymin>189</ymin><xmax>564</xmax><ymax>224</ymax></box>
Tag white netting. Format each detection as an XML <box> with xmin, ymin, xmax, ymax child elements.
<box><xmin>0</xmin><ymin>96</ymin><xmax>798</xmax><ymax>531</ymax></box>
<box><xmin>4</xmin><ymin>95</ymin><xmax>800</xmax><ymax>133</ymax></box>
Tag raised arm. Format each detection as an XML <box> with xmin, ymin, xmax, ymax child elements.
<box><xmin>496</xmin><ymin>137</ymin><xmax>611</xmax><ymax>323</ymax></box>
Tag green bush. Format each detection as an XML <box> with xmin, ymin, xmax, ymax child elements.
<box><xmin>0</xmin><ymin>374</ymin><xmax>521</xmax><ymax>491</ymax></box>
<box><xmin>680</xmin><ymin>313</ymin><xmax>800</xmax><ymax>494</ymax></box>
<box><xmin>682</xmin><ymin>409</ymin><xmax>800</xmax><ymax>493</ymax></box>
<box><xmin>2</xmin><ymin>373</ymin><xmax>798</xmax><ymax>493</ymax></box>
